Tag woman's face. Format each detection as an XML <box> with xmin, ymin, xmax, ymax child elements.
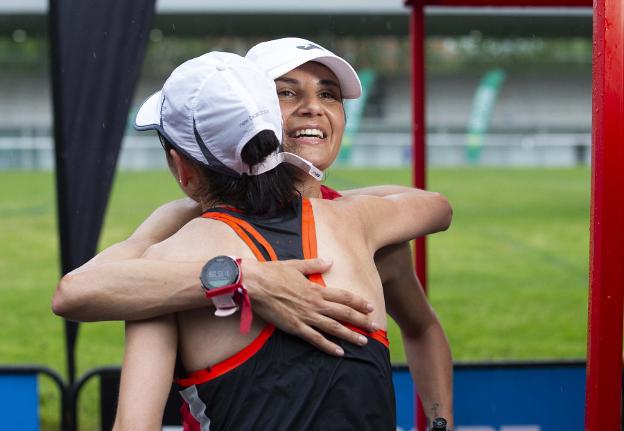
<box><xmin>275</xmin><ymin>62</ymin><xmax>346</xmax><ymax>172</ymax></box>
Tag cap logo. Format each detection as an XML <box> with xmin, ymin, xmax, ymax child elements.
<box><xmin>239</xmin><ymin>109</ymin><xmax>269</xmax><ymax>127</ymax></box>
<box><xmin>296</xmin><ymin>43</ymin><xmax>323</xmax><ymax>51</ymax></box>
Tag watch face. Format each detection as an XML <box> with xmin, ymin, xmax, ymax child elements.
<box><xmin>201</xmin><ymin>256</ymin><xmax>239</xmax><ymax>289</ymax></box>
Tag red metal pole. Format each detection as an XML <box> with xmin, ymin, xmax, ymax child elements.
<box><xmin>423</xmin><ymin>0</ymin><xmax>591</xmax><ymax>6</ymax></box>
<box><xmin>585</xmin><ymin>0</ymin><xmax>624</xmax><ymax>429</ymax></box>
<box><xmin>409</xmin><ymin>2</ymin><xmax>429</xmax><ymax>431</ymax></box>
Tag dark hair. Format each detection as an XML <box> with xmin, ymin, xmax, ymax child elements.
<box><xmin>160</xmin><ymin>131</ymin><xmax>298</xmax><ymax>215</ymax></box>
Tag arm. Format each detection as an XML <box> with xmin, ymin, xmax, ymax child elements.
<box><xmin>52</xmin><ymin>200</ymin><xmax>375</xmax><ymax>356</ymax></box>
<box><xmin>341</xmin><ymin>185</ymin><xmax>431</xmax><ymax>197</ymax></box>
<box><xmin>340</xmin><ymin>185</ymin><xmax>450</xmax><ymax>235</ymax></box>
<box><xmin>344</xmin><ymin>186</ymin><xmax>453</xmax><ymax>424</ymax></box>
<box><xmin>376</xmin><ymin>243</ymin><xmax>453</xmax><ymax>428</ymax></box>
<box><xmin>350</xmin><ymin>187</ymin><xmax>452</xmax><ymax>251</ymax></box>
<box><xmin>113</xmin><ymin>315</ymin><xmax>178</xmax><ymax>431</ymax></box>
<box><xmin>52</xmin><ymin>197</ymin><xmax>202</xmax><ymax>318</ymax></box>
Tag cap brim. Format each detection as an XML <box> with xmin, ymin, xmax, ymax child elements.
<box><xmin>134</xmin><ymin>91</ymin><xmax>163</xmax><ymax>130</ymax></box>
<box><xmin>271</xmin><ymin>54</ymin><xmax>361</xmax><ymax>99</ymax></box>
<box><xmin>313</xmin><ymin>56</ymin><xmax>362</xmax><ymax>99</ymax></box>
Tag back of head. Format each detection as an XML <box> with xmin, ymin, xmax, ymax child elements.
<box><xmin>136</xmin><ymin>52</ymin><xmax>284</xmax><ymax>177</ymax></box>
<box><xmin>135</xmin><ymin>52</ymin><xmax>320</xmax><ymax>215</ymax></box>
<box><xmin>196</xmin><ymin>130</ymin><xmax>299</xmax><ymax>214</ymax></box>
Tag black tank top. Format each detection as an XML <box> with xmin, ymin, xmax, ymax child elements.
<box><xmin>176</xmin><ymin>197</ymin><xmax>395</xmax><ymax>431</ymax></box>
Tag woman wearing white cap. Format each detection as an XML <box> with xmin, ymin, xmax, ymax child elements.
<box><xmin>247</xmin><ymin>39</ymin><xmax>454</xmax><ymax>426</ymax></box>
<box><xmin>53</xmin><ymin>39</ymin><xmax>453</xmax><ymax>428</ymax></box>
<box><xmin>107</xmin><ymin>50</ymin><xmax>449</xmax><ymax>430</ymax></box>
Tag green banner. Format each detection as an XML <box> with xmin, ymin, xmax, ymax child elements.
<box><xmin>338</xmin><ymin>69</ymin><xmax>376</xmax><ymax>164</ymax></box>
<box><xmin>466</xmin><ymin>69</ymin><xmax>506</xmax><ymax>163</ymax></box>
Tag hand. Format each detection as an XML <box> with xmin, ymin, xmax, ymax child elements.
<box><xmin>241</xmin><ymin>258</ymin><xmax>376</xmax><ymax>356</ymax></box>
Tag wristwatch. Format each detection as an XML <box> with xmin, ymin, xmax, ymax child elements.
<box><xmin>200</xmin><ymin>255</ymin><xmax>243</xmax><ymax>317</ymax></box>
<box><xmin>430</xmin><ymin>417</ymin><xmax>451</xmax><ymax>431</ymax></box>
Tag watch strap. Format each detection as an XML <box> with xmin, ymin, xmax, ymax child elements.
<box><xmin>202</xmin><ymin>258</ymin><xmax>253</xmax><ymax>333</ymax></box>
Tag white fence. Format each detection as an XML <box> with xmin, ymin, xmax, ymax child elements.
<box><xmin>0</xmin><ymin>131</ymin><xmax>591</xmax><ymax>171</ymax></box>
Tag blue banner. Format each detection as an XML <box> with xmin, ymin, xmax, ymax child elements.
<box><xmin>393</xmin><ymin>362</ymin><xmax>585</xmax><ymax>431</ymax></box>
<box><xmin>0</xmin><ymin>374</ymin><xmax>39</xmax><ymax>431</ymax></box>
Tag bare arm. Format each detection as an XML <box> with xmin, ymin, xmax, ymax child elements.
<box><xmin>341</xmin><ymin>185</ymin><xmax>430</xmax><ymax>197</ymax></box>
<box><xmin>376</xmin><ymin>243</ymin><xmax>453</xmax><ymax>428</ymax></box>
<box><xmin>344</xmin><ymin>186</ymin><xmax>453</xmax><ymax>425</ymax></box>
<box><xmin>52</xmin><ymin>197</ymin><xmax>202</xmax><ymax>318</ymax></box>
<box><xmin>349</xmin><ymin>187</ymin><xmax>452</xmax><ymax>251</ymax></box>
<box><xmin>340</xmin><ymin>185</ymin><xmax>451</xmax><ymax>236</ymax></box>
<box><xmin>52</xmin><ymin>199</ymin><xmax>375</xmax><ymax>356</ymax></box>
<box><xmin>113</xmin><ymin>316</ymin><xmax>178</xmax><ymax>431</ymax></box>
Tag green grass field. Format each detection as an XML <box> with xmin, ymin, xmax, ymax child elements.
<box><xmin>0</xmin><ymin>167</ymin><xmax>590</xmax><ymax>429</ymax></box>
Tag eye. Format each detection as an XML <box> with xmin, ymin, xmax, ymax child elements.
<box><xmin>277</xmin><ymin>89</ymin><xmax>295</xmax><ymax>98</ymax></box>
<box><xmin>319</xmin><ymin>90</ymin><xmax>340</xmax><ymax>101</ymax></box>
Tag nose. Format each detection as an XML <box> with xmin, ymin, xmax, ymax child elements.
<box><xmin>296</xmin><ymin>93</ymin><xmax>323</xmax><ymax>117</ymax></box>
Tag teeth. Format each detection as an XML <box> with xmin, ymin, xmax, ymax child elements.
<box><xmin>295</xmin><ymin>128</ymin><xmax>324</xmax><ymax>139</ymax></box>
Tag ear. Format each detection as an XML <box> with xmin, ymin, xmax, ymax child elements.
<box><xmin>168</xmin><ymin>149</ymin><xmax>196</xmax><ymax>189</ymax></box>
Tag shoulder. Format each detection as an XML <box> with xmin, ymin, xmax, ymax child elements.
<box><xmin>311</xmin><ymin>194</ymin><xmax>377</xmax><ymax>213</ymax></box>
<box><xmin>141</xmin><ymin>216</ymin><xmax>234</xmax><ymax>260</ymax></box>
<box><xmin>308</xmin><ymin>195</ymin><xmax>372</xmax><ymax>229</ymax></box>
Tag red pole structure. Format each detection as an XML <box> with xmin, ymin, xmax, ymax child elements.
<box><xmin>585</xmin><ymin>0</ymin><xmax>624</xmax><ymax>429</ymax></box>
<box><xmin>423</xmin><ymin>0</ymin><xmax>591</xmax><ymax>6</ymax></box>
<box><xmin>407</xmin><ymin>1</ymin><xmax>429</xmax><ymax>430</ymax></box>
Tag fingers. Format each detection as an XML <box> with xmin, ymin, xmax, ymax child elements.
<box><xmin>308</xmin><ymin>314</ymin><xmax>372</xmax><ymax>348</ymax></box>
<box><xmin>317</xmin><ymin>301</ymin><xmax>378</xmax><ymax>333</ymax></box>
<box><xmin>282</xmin><ymin>257</ymin><xmax>333</xmax><ymax>275</ymax></box>
<box><xmin>245</xmin><ymin>258</ymin><xmax>380</xmax><ymax>354</ymax></box>
<box><xmin>293</xmin><ymin>324</ymin><xmax>346</xmax><ymax>357</ymax></box>
<box><xmin>321</xmin><ymin>287</ymin><xmax>374</xmax><ymax>315</ymax></box>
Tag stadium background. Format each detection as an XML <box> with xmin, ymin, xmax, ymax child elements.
<box><xmin>0</xmin><ymin>1</ymin><xmax>594</xmax><ymax>430</ymax></box>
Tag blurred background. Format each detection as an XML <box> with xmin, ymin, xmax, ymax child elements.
<box><xmin>0</xmin><ymin>1</ymin><xmax>592</xmax><ymax>429</ymax></box>
<box><xmin>0</xmin><ymin>1</ymin><xmax>592</xmax><ymax>169</ymax></box>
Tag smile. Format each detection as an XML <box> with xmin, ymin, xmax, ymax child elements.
<box><xmin>290</xmin><ymin>128</ymin><xmax>326</xmax><ymax>139</ymax></box>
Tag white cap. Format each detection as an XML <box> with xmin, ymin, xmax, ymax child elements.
<box><xmin>135</xmin><ymin>51</ymin><xmax>323</xmax><ymax>180</ymax></box>
<box><xmin>246</xmin><ymin>38</ymin><xmax>362</xmax><ymax>99</ymax></box>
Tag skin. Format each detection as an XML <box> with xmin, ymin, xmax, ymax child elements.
<box><xmin>275</xmin><ymin>62</ymin><xmax>345</xmax><ymax>175</ymax></box>
<box><xmin>53</xmin><ymin>61</ymin><xmax>453</xmax><ymax>428</ymax></box>
<box><xmin>115</xmin><ymin>146</ymin><xmax>451</xmax><ymax>430</ymax></box>
<box><xmin>276</xmin><ymin>64</ymin><xmax>453</xmax><ymax>424</ymax></box>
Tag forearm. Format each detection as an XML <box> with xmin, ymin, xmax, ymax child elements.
<box><xmin>54</xmin><ymin>259</ymin><xmax>206</xmax><ymax>321</ymax></box>
<box><xmin>114</xmin><ymin>316</ymin><xmax>178</xmax><ymax>430</ymax></box>
<box><xmin>53</xmin><ymin>199</ymin><xmax>203</xmax><ymax>321</ymax></box>
<box><xmin>349</xmin><ymin>189</ymin><xmax>451</xmax><ymax>249</ymax></box>
<box><xmin>378</xmin><ymin>242</ymin><xmax>453</xmax><ymax>426</ymax></box>
<box><xmin>402</xmin><ymin>322</ymin><xmax>453</xmax><ymax>427</ymax></box>
<box><xmin>341</xmin><ymin>185</ymin><xmax>419</xmax><ymax>197</ymax></box>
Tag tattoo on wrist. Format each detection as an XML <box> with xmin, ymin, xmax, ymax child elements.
<box><xmin>431</xmin><ymin>402</ymin><xmax>440</xmax><ymax>418</ymax></box>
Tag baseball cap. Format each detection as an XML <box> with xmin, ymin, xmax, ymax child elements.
<box><xmin>135</xmin><ymin>51</ymin><xmax>323</xmax><ymax>180</ymax></box>
<box><xmin>246</xmin><ymin>37</ymin><xmax>362</xmax><ymax>99</ymax></box>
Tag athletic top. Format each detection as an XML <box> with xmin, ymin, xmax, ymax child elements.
<box><xmin>176</xmin><ymin>196</ymin><xmax>395</xmax><ymax>431</ymax></box>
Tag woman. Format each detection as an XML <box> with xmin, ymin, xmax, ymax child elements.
<box><xmin>53</xmin><ymin>39</ymin><xmax>453</xmax><ymax>427</ymax></box>
<box><xmin>113</xmin><ymin>50</ymin><xmax>448</xmax><ymax>430</ymax></box>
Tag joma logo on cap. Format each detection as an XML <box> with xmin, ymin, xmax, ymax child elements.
<box><xmin>296</xmin><ymin>44</ymin><xmax>323</xmax><ymax>51</ymax></box>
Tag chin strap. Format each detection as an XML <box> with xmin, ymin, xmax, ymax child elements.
<box><xmin>250</xmin><ymin>151</ymin><xmax>324</xmax><ymax>181</ymax></box>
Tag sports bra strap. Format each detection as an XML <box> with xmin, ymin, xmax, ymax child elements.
<box><xmin>201</xmin><ymin>212</ymin><xmax>277</xmax><ymax>262</ymax></box>
<box><xmin>301</xmin><ymin>199</ymin><xmax>325</xmax><ymax>286</ymax></box>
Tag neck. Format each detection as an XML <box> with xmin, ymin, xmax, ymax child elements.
<box><xmin>199</xmin><ymin>197</ymin><xmax>221</xmax><ymax>212</ymax></box>
<box><xmin>295</xmin><ymin>173</ymin><xmax>322</xmax><ymax>198</ymax></box>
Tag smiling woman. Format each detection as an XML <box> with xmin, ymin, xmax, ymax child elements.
<box><xmin>276</xmin><ymin>62</ymin><xmax>346</xmax><ymax>173</ymax></box>
<box><xmin>52</xmin><ymin>37</ymin><xmax>454</xmax><ymax>430</ymax></box>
